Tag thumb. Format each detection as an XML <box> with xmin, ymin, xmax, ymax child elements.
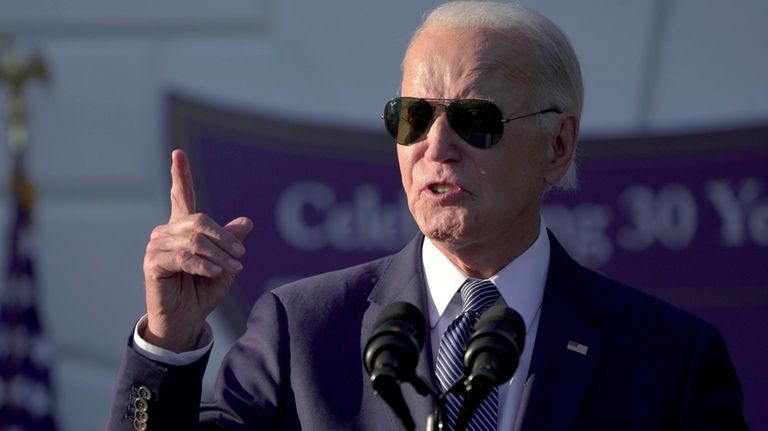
<box><xmin>224</xmin><ymin>217</ymin><xmax>254</xmax><ymax>242</ymax></box>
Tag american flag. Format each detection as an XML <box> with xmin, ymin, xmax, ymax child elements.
<box><xmin>0</xmin><ymin>167</ymin><xmax>58</xmax><ymax>430</ymax></box>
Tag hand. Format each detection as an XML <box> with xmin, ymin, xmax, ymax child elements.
<box><xmin>142</xmin><ymin>149</ymin><xmax>253</xmax><ymax>352</ymax></box>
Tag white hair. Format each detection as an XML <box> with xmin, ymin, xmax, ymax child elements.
<box><xmin>408</xmin><ymin>1</ymin><xmax>584</xmax><ymax>190</ymax></box>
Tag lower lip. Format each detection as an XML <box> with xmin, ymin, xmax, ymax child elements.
<box><xmin>424</xmin><ymin>188</ymin><xmax>467</xmax><ymax>205</ymax></box>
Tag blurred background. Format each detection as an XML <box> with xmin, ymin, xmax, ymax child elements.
<box><xmin>0</xmin><ymin>0</ymin><xmax>766</xmax><ymax>430</ymax></box>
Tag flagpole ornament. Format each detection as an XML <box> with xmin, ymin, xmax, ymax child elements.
<box><xmin>0</xmin><ymin>36</ymin><xmax>49</xmax><ymax>157</ymax></box>
<box><xmin>1</xmin><ymin>37</ymin><xmax>48</xmax><ymax>220</ymax></box>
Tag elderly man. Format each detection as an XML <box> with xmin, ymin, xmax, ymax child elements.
<box><xmin>108</xmin><ymin>2</ymin><xmax>746</xmax><ymax>430</ymax></box>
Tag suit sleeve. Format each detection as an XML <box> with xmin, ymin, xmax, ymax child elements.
<box><xmin>198</xmin><ymin>291</ymin><xmax>298</xmax><ymax>430</ymax></box>
<box><xmin>106</xmin><ymin>334</ymin><xmax>212</xmax><ymax>431</ymax></box>
<box><xmin>106</xmin><ymin>292</ymin><xmax>294</xmax><ymax>431</ymax></box>
<box><xmin>677</xmin><ymin>324</ymin><xmax>748</xmax><ymax>430</ymax></box>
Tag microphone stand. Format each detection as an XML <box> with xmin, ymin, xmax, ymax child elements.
<box><xmin>371</xmin><ymin>369</ymin><xmax>416</xmax><ymax>431</ymax></box>
<box><xmin>455</xmin><ymin>371</ymin><xmax>495</xmax><ymax>431</ymax></box>
<box><xmin>425</xmin><ymin>378</ymin><xmax>465</xmax><ymax>431</ymax></box>
<box><xmin>426</xmin><ymin>374</ymin><xmax>495</xmax><ymax>431</ymax></box>
<box><xmin>371</xmin><ymin>370</ymin><xmax>441</xmax><ymax>431</ymax></box>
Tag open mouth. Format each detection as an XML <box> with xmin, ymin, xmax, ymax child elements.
<box><xmin>429</xmin><ymin>184</ymin><xmax>455</xmax><ymax>194</ymax></box>
<box><xmin>428</xmin><ymin>183</ymin><xmax>462</xmax><ymax>195</ymax></box>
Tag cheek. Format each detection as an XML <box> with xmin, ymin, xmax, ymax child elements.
<box><xmin>480</xmin><ymin>152</ymin><xmax>536</xmax><ymax>203</ymax></box>
<box><xmin>396</xmin><ymin>149</ymin><xmax>407</xmax><ymax>174</ymax></box>
<box><xmin>397</xmin><ymin>148</ymin><xmax>418</xmax><ymax>188</ymax></box>
<box><xmin>501</xmin><ymin>136</ymin><xmax>548</xmax><ymax>183</ymax></box>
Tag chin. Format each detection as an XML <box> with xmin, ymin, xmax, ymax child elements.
<box><xmin>426</xmin><ymin>229</ymin><xmax>460</xmax><ymax>243</ymax></box>
<box><xmin>418</xmin><ymin>215</ymin><xmax>466</xmax><ymax>243</ymax></box>
<box><xmin>414</xmin><ymin>203</ymin><xmax>476</xmax><ymax>240</ymax></box>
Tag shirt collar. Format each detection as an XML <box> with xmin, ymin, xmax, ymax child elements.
<box><xmin>422</xmin><ymin>219</ymin><xmax>550</xmax><ymax>333</ymax></box>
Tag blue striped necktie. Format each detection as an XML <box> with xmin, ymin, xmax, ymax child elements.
<box><xmin>435</xmin><ymin>279</ymin><xmax>501</xmax><ymax>430</ymax></box>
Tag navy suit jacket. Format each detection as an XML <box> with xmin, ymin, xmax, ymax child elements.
<box><xmin>108</xmin><ymin>233</ymin><xmax>747</xmax><ymax>430</ymax></box>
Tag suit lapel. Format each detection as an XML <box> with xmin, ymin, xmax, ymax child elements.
<box><xmin>518</xmin><ymin>232</ymin><xmax>606</xmax><ymax>430</ymax></box>
<box><xmin>361</xmin><ymin>235</ymin><xmax>436</xmax><ymax>430</ymax></box>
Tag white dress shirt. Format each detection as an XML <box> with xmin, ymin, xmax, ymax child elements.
<box><xmin>133</xmin><ymin>315</ymin><xmax>213</xmax><ymax>366</ymax></box>
<box><xmin>422</xmin><ymin>219</ymin><xmax>549</xmax><ymax>430</ymax></box>
<box><xmin>134</xmin><ymin>221</ymin><xmax>550</xmax><ymax>430</ymax></box>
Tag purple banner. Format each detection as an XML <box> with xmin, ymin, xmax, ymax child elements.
<box><xmin>169</xmin><ymin>94</ymin><xmax>767</xmax><ymax>427</ymax></box>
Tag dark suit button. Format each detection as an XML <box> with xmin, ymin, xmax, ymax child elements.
<box><xmin>134</xmin><ymin>397</ymin><xmax>148</xmax><ymax>412</ymax></box>
<box><xmin>133</xmin><ymin>418</ymin><xmax>148</xmax><ymax>431</ymax></box>
<box><xmin>137</xmin><ymin>386</ymin><xmax>153</xmax><ymax>401</ymax></box>
<box><xmin>134</xmin><ymin>410</ymin><xmax>148</xmax><ymax>422</ymax></box>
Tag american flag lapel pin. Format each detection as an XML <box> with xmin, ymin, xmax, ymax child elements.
<box><xmin>566</xmin><ymin>340</ymin><xmax>588</xmax><ymax>356</ymax></box>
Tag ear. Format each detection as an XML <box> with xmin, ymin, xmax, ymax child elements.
<box><xmin>543</xmin><ymin>113</ymin><xmax>578</xmax><ymax>186</ymax></box>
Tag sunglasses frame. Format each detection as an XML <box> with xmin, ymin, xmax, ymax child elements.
<box><xmin>382</xmin><ymin>96</ymin><xmax>562</xmax><ymax>149</ymax></box>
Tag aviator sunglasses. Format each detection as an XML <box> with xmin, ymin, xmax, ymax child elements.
<box><xmin>382</xmin><ymin>97</ymin><xmax>561</xmax><ymax>149</ymax></box>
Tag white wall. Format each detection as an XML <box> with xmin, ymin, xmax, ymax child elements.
<box><xmin>0</xmin><ymin>0</ymin><xmax>766</xmax><ymax>429</ymax></box>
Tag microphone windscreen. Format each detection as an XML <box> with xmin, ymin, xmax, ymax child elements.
<box><xmin>464</xmin><ymin>304</ymin><xmax>526</xmax><ymax>385</ymax></box>
<box><xmin>363</xmin><ymin>302</ymin><xmax>424</xmax><ymax>431</ymax></box>
<box><xmin>371</xmin><ymin>301</ymin><xmax>426</xmax><ymax>348</ymax></box>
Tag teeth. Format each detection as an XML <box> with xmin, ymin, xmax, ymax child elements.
<box><xmin>431</xmin><ymin>184</ymin><xmax>452</xmax><ymax>194</ymax></box>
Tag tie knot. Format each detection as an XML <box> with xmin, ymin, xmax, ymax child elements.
<box><xmin>460</xmin><ymin>279</ymin><xmax>500</xmax><ymax>314</ymax></box>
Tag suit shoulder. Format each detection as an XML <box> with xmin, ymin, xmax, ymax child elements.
<box><xmin>576</xmin><ymin>263</ymin><xmax>714</xmax><ymax>335</ymax></box>
<box><xmin>266</xmin><ymin>253</ymin><xmax>395</xmax><ymax>309</ymax></box>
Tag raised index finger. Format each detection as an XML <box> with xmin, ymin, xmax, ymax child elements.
<box><xmin>169</xmin><ymin>149</ymin><xmax>197</xmax><ymax>221</ymax></box>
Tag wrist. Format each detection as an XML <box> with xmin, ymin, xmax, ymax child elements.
<box><xmin>144</xmin><ymin>316</ymin><xmax>203</xmax><ymax>353</ymax></box>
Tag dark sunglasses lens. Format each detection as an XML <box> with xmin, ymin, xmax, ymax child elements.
<box><xmin>448</xmin><ymin>100</ymin><xmax>504</xmax><ymax>148</ymax></box>
<box><xmin>384</xmin><ymin>98</ymin><xmax>434</xmax><ymax>145</ymax></box>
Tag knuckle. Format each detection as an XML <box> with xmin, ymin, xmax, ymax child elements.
<box><xmin>214</xmin><ymin>249</ymin><xmax>229</xmax><ymax>265</ymax></box>
<box><xmin>142</xmin><ymin>259</ymin><xmax>153</xmax><ymax>274</ymax></box>
<box><xmin>188</xmin><ymin>231</ymin><xmax>204</xmax><ymax>250</ymax></box>
<box><xmin>190</xmin><ymin>213</ymin><xmax>208</xmax><ymax>225</ymax></box>
<box><xmin>149</xmin><ymin>225</ymin><xmax>165</xmax><ymax>240</ymax></box>
<box><xmin>143</xmin><ymin>254</ymin><xmax>162</xmax><ymax>278</ymax></box>
<box><xmin>219</xmin><ymin>229</ymin><xmax>234</xmax><ymax>243</ymax></box>
<box><xmin>144</xmin><ymin>243</ymin><xmax>161</xmax><ymax>262</ymax></box>
<box><xmin>196</xmin><ymin>259</ymin><xmax>210</xmax><ymax>273</ymax></box>
<box><xmin>143</xmin><ymin>246</ymin><xmax>156</xmax><ymax>260</ymax></box>
<box><xmin>177</xmin><ymin>250</ymin><xmax>194</xmax><ymax>266</ymax></box>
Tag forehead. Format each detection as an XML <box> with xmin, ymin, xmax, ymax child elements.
<box><xmin>401</xmin><ymin>27</ymin><xmax>536</xmax><ymax>103</ymax></box>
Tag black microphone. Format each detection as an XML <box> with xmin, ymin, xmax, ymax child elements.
<box><xmin>363</xmin><ymin>301</ymin><xmax>426</xmax><ymax>431</ymax></box>
<box><xmin>456</xmin><ymin>304</ymin><xmax>526</xmax><ymax>430</ymax></box>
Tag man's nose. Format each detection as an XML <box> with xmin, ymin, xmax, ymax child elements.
<box><xmin>424</xmin><ymin>114</ymin><xmax>462</xmax><ymax>163</ymax></box>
